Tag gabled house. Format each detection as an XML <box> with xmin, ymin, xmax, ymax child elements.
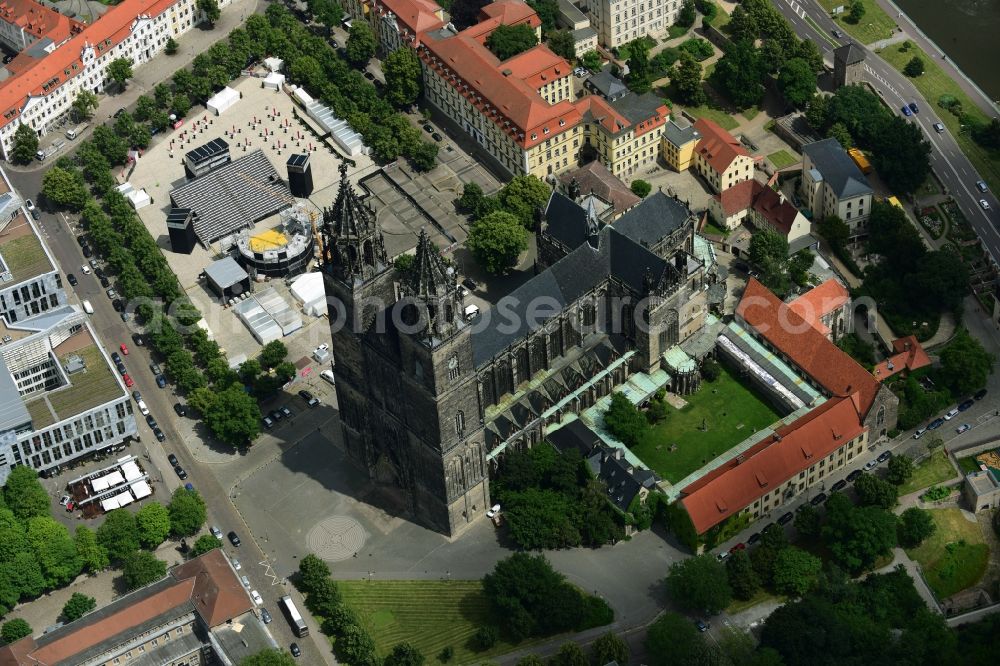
<box><xmin>800</xmin><ymin>138</ymin><xmax>873</xmax><ymax>244</ymax></box>
<box><xmin>691</xmin><ymin>118</ymin><xmax>755</xmax><ymax>193</ymax></box>
<box><xmin>710</xmin><ymin>178</ymin><xmax>810</xmax><ymax>246</ymax></box>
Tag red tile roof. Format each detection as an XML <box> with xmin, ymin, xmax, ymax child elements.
<box><xmin>680</xmin><ymin>395</ymin><xmax>866</xmax><ymax>533</ymax></box>
<box><xmin>788</xmin><ymin>278</ymin><xmax>850</xmax><ymax>336</ymax></box>
<box><xmin>372</xmin><ymin>0</ymin><xmax>444</xmax><ymax>38</ymax></box>
<box><xmin>716</xmin><ymin>179</ymin><xmax>804</xmax><ymax>237</ymax></box>
<box><xmin>737</xmin><ymin>278</ymin><xmax>881</xmax><ymax>416</ymax></box>
<box><xmin>417</xmin><ymin>7</ymin><xmax>579</xmax><ymax>149</ymax></box>
<box><xmin>693</xmin><ymin>117</ymin><xmax>750</xmax><ymax>174</ymax></box>
<box><xmin>557</xmin><ymin>160</ymin><xmax>641</xmax><ymax>216</ymax></box>
<box><xmin>479</xmin><ymin>0</ymin><xmax>541</xmax><ymax>28</ymax></box>
<box><xmin>0</xmin><ymin>550</ymin><xmax>251</xmax><ymax>665</ymax></box>
<box><xmin>0</xmin><ymin>0</ymin><xmax>177</xmax><ymax>128</ymax></box>
<box><xmin>715</xmin><ymin>178</ymin><xmax>756</xmax><ymax>217</ymax></box>
<box><xmin>503</xmin><ymin>45</ymin><xmax>570</xmax><ymax>90</ymax></box>
<box><xmin>873</xmin><ymin>335</ymin><xmax>931</xmax><ymax>380</ymax></box>
<box><xmin>0</xmin><ymin>0</ymin><xmax>84</xmax><ymax>44</ymax></box>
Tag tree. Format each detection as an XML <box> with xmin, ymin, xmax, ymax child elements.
<box><xmin>794</xmin><ymin>503</ymin><xmax>822</xmax><ymax>539</ymax></box>
<box><xmin>468</xmin><ymin>211</ymin><xmax>529</xmax><ymax>275</ymax></box>
<box><xmin>886</xmin><ymin>455</ymin><xmax>914</xmax><ymax>485</ymax></box>
<box><xmin>71</xmin><ymin>90</ymin><xmax>99</xmax><ymax>121</ymax></box>
<box><xmin>549</xmin><ymin>642</ymin><xmax>587</xmax><ymax>666</ymax></box>
<box><xmin>904</xmin><ymin>56</ymin><xmax>925</xmax><ymax>77</ymax></box>
<box><xmin>3</xmin><ymin>466</ymin><xmax>50</xmax><ymax>521</ymax></box>
<box><xmin>26</xmin><ymin>517</ymin><xmax>82</xmax><ymax>588</ymax></box>
<box><xmin>483</xmin><ymin>553</ymin><xmax>584</xmax><ymax>640</ymax></box>
<box><xmin>345</xmin><ymin>22</ymin><xmax>377</xmax><ymax>67</ymax></box>
<box><xmin>11</xmin><ymin>123</ymin><xmax>39</xmax><ymax>164</ymax></box>
<box><xmin>672</xmin><ymin>54</ymin><xmax>706</xmax><ymax>106</ymax></box>
<box><xmin>449</xmin><ymin>0</ymin><xmax>490</xmax><ymax>30</ymax></box>
<box><xmin>168</xmin><ymin>487</ymin><xmax>207</xmax><ymax>537</ymax></box>
<box><xmin>107</xmin><ymin>57</ymin><xmax>134</xmax><ymax>88</ymax></box>
<box><xmin>818</xmin><ymin>214</ymin><xmax>850</xmax><ymax>249</ymax></box>
<box><xmin>748</xmin><ymin>229</ymin><xmax>790</xmax><ymax>295</ymax></box>
<box><xmin>646</xmin><ymin>612</ymin><xmax>713</xmax><ymax>666</ymax></box>
<box><xmin>75</xmin><ymin>526</ymin><xmax>109</xmax><ymax>573</ymax></box>
<box><xmin>42</xmin><ymin>166</ymin><xmax>88</xmax><ymax>211</ymax></box>
<box><xmin>778</xmin><ymin>58</ymin><xmax>818</xmax><ymax>109</ymax></box>
<box><xmin>61</xmin><ymin>592</ymin><xmax>97</xmax><ymax>622</ymax></box>
<box><xmin>1</xmin><ymin>618</ymin><xmax>32</xmax><ymax>645</ymax></box>
<box><xmin>203</xmin><ymin>384</ymin><xmax>263</xmax><ymax>447</ymax></box>
<box><xmin>630</xmin><ymin>179</ymin><xmax>652</xmax><ymax>198</ymax></box>
<box><xmin>854</xmin><ymin>472</ymin><xmax>898</xmax><ymax>509</ymax></box>
<box><xmin>197</xmin><ymin>0</ymin><xmax>221</xmax><ymax>25</ymax></box>
<box><xmin>91</xmin><ymin>125</ymin><xmax>128</xmax><ymax>165</ymax></box>
<box><xmin>136</xmin><ymin>503</ymin><xmax>172</xmax><ymax>549</ymax></box>
<box><xmin>547</xmin><ymin>30</ymin><xmax>576</xmax><ymax>62</ymax></box>
<box><xmin>239</xmin><ymin>649</ymin><xmax>299</xmax><ymax>666</ymax></box>
<box><xmin>189</xmin><ymin>533</ymin><xmax>222</xmax><ymax>557</ymax></box>
<box><xmin>725</xmin><ymin>549</ymin><xmax>760</xmax><ymax>600</ymax></box>
<box><xmin>486</xmin><ymin>23</ymin><xmax>538</xmax><ymax>61</ymax></box>
<box><xmin>938</xmin><ymin>328</ymin><xmax>994</xmax><ymax>395</ymax></box>
<box><xmin>527</xmin><ymin>0</ymin><xmax>559</xmax><ymax>31</ymax></box>
<box><xmin>701</xmin><ymin>358</ymin><xmax>720</xmax><ymax>382</ymax></box>
<box><xmin>259</xmin><ymin>340</ymin><xmax>288</xmax><ymax>369</ymax></box>
<box><xmin>384</xmin><ymin>47</ymin><xmax>422</xmax><ymax>108</ymax></box>
<box><xmin>848</xmin><ymin>0</ymin><xmax>865</xmax><ymax>23</ymax></box>
<box><xmin>772</xmin><ymin>546</ymin><xmax>822</xmax><ymax>596</ymax></box>
<box><xmin>497</xmin><ymin>175</ymin><xmax>550</xmax><ymax>227</ymax></box>
<box><xmin>591</xmin><ymin>631</ymin><xmax>629</xmax><ymax>665</ymax></box>
<box><xmin>516</xmin><ymin>657</ymin><xmax>544</xmax><ymax>666</ymax></box>
<box><xmin>822</xmin><ymin>493</ymin><xmax>897</xmax><ymax>573</ymax></box>
<box><xmin>384</xmin><ymin>643</ymin><xmax>425</xmax><ymax>666</ymax></box>
<box><xmin>727</xmin><ymin>4</ymin><xmax>760</xmax><ymax>43</ymax></box>
<box><xmin>678</xmin><ymin>0</ymin><xmax>697</xmax><ymax>27</ymax></box>
<box><xmin>625</xmin><ymin>38</ymin><xmax>653</xmax><ymax>94</ymax></box>
<box><xmin>298</xmin><ymin>554</ymin><xmax>332</xmax><ymax>594</ymax></box>
<box><xmin>172</xmin><ymin>93</ymin><xmax>192</xmax><ymax>117</ymax></box>
<box><xmin>580</xmin><ymin>49</ymin><xmax>602</xmax><ymax>72</ymax></box>
<box><xmin>409</xmin><ymin>141</ymin><xmax>438</xmax><ymax>172</ymax></box>
<box><xmin>869</xmin><ymin>116</ymin><xmax>931</xmax><ymax>194</ymax></box>
<box><xmin>165</xmin><ymin>37</ymin><xmax>179</xmax><ymax>55</ymax></box>
<box><xmin>310</xmin><ymin>0</ymin><xmax>344</xmax><ymax>35</ymax></box>
<box><xmin>96</xmin><ymin>509</ymin><xmax>140</xmax><ymax>563</ymax></box>
<box><xmin>475</xmin><ymin>625</ymin><xmax>499</xmax><ymax>649</ymax></box>
<box><xmin>714</xmin><ymin>40</ymin><xmax>766</xmax><ymax>109</ymax></box>
<box><xmin>603</xmin><ymin>392</ymin><xmax>648</xmax><ymax>448</ymax></box>
<box><xmin>502</xmin><ymin>488</ymin><xmax>579</xmax><ymax>549</ymax></box>
<box><xmin>666</xmin><ymin>555</ymin><xmax>733</xmax><ymax>615</ymax></box>
<box><xmin>457</xmin><ymin>182</ymin><xmax>486</xmax><ymax>215</ymax></box>
<box><xmin>122</xmin><ymin>551</ymin><xmax>167</xmax><ymax>591</ymax></box>
<box><xmin>898</xmin><ymin>507</ymin><xmax>936</xmax><ymax>548</ymax></box>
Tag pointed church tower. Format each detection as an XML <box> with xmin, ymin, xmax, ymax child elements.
<box><xmin>403</xmin><ymin>229</ymin><xmax>463</xmax><ymax>341</ymax></box>
<box><xmin>322</xmin><ymin>162</ymin><xmax>389</xmax><ymax>284</ymax></box>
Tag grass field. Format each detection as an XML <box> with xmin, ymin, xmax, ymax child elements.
<box><xmin>897</xmin><ymin>451</ymin><xmax>957</xmax><ymax>495</ymax></box>
<box><xmin>0</xmin><ymin>233</ymin><xmax>52</xmax><ymax>281</ymax></box>
<box><xmin>339</xmin><ymin>580</ymin><xmax>544</xmax><ymax>663</ymax></box>
<box><xmin>957</xmin><ymin>454</ymin><xmax>989</xmax><ymax>475</ymax></box>
<box><xmin>817</xmin><ymin>0</ymin><xmax>897</xmax><ymax>44</ymax></box>
<box><xmin>45</xmin><ymin>347</ymin><xmax>123</xmax><ymax>421</ymax></box>
<box><xmin>767</xmin><ymin>150</ymin><xmax>799</xmax><ymax>169</ymax></box>
<box><xmin>905</xmin><ymin>508</ymin><xmax>990</xmax><ymax>599</ymax></box>
<box><xmin>877</xmin><ymin>42</ymin><xmax>1000</xmax><ymax>194</ymax></box>
<box><xmin>680</xmin><ymin>103</ymin><xmax>739</xmax><ymax>130</ymax></box>
<box><xmin>631</xmin><ymin>366</ymin><xmax>782</xmax><ymax>483</ymax></box>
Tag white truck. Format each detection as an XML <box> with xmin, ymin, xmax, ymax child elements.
<box><xmin>65</xmin><ymin>123</ymin><xmax>89</xmax><ymax>140</ymax></box>
<box><xmin>35</xmin><ymin>139</ymin><xmax>66</xmax><ymax>161</ymax></box>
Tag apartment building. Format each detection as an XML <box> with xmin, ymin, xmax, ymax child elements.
<box><xmin>800</xmin><ymin>138</ymin><xmax>873</xmax><ymax>244</ymax></box>
<box><xmin>0</xmin><ymin>0</ymin><xmax>234</xmax><ymax>160</ymax></box>
<box><xmin>660</xmin><ymin>117</ymin><xmax>700</xmax><ymax>171</ymax></box>
<box><xmin>556</xmin><ymin>0</ymin><xmax>598</xmax><ymax>55</ymax></box>
<box><xmin>710</xmin><ymin>178</ymin><xmax>810</xmax><ymax>247</ymax></box>
<box><xmin>0</xmin><ymin>0</ymin><xmax>84</xmax><ymax>53</ymax></box>
<box><xmin>580</xmin><ymin>0</ymin><xmax>682</xmax><ymax>48</ymax></box>
<box><xmin>0</xmin><ymin>549</ymin><xmax>273</xmax><ymax>665</ymax></box>
<box><xmin>691</xmin><ymin>117</ymin><xmax>754</xmax><ymax>193</ymax></box>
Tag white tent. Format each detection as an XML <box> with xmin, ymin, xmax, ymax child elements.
<box><xmin>91</xmin><ymin>475</ymin><xmax>111</xmax><ymax>492</ymax></box>
<box><xmin>263</xmin><ymin>72</ymin><xmax>285</xmax><ymax>91</ymax></box>
<box><xmin>126</xmin><ymin>188</ymin><xmax>151</xmax><ymax>210</ymax></box>
<box><xmin>101</xmin><ymin>497</ymin><xmax>119</xmax><ymax>512</ymax></box>
<box><xmin>290</xmin><ymin>272</ymin><xmax>327</xmax><ymax>317</ymax></box>
<box><xmin>103</xmin><ymin>471</ymin><xmax>125</xmax><ymax>487</ymax></box>
<box><xmin>122</xmin><ymin>461</ymin><xmax>143</xmax><ymax>482</ymax></box>
<box><xmin>292</xmin><ymin>86</ymin><xmax>313</xmax><ymax>107</ymax></box>
<box><xmin>207</xmin><ymin>86</ymin><xmax>241</xmax><ymax>116</ymax></box>
<box><xmin>264</xmin><ymin>57</ymin><xmax>284</xmax><ymax>72</ymax></box>
<box><xmin>114</xmin><ymin>491</ymin><xmax>133</xmax><ymax>507</ymax></box>
<box><xmin>130</xmin><ymin>480</ymin><xmax>152</xmax><ymax>500</ymax></box>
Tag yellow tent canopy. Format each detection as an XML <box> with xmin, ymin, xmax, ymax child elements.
<box><xmin>249</xmin><ymin>229</ymin><xmax>288</xmax><ymax>253</ymax></box>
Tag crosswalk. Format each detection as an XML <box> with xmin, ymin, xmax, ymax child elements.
<box><xmin>785</xmin><ymin>0</ymin><xmax>807</xmax><ymax>19</ymax></box>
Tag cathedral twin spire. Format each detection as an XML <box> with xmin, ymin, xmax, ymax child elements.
<box><xmin>322</xmin><ymin>162</ymin><xmax>388</xmax><ymax>282</ymax></box>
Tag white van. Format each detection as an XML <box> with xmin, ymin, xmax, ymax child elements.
<box><xmin>944</xmin><ymin>408</ymin><xmax>959</xmax><ymax>421</ymax></box>
<box><xmin>82</xmin><ymin>300</ymin><xmax>94</xmax><ymax>314</ymax></box>
<box><xmin>464</xmin><ymin>304</ymin><xmax>480</xmax><ymax>322</ymax></box>
<box><xmin>136</xmin><ymin>399</ymin><xmax>150</xmax><ymax>416</ymax></box>
<box><xmin>320</xmin><ymin>369</ymin><xmax>336</xmax><ymax>385</ymax></box>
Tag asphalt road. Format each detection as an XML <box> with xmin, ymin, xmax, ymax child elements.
<box><xmin>772</xmin><ymin>0</ymin><xmax>1000</xmax><ymax>262</ymax></box>
<box><xmin>12</xmin><ymin>183</ymin><xmax>330</xmax><ymax>664</ymax></box>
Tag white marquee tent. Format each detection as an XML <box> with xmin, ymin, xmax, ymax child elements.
<box><xmin>207</xmin><ymin>86</ymin><xmax>241</xmax><ymax>116</ymax></box>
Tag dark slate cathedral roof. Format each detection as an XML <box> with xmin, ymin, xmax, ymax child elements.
<box><xmin>471</xmin><ymin>191</ymin><xmax>693</xmax><ymax>367</ymax></box>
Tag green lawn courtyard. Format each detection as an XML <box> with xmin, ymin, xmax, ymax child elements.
<box><xmin>905</xmin><ymin>508</ymin><xmax>990</xmax><ymax>599</ymax></box>
<box><xmin>817</xmin><ymin>0</ymin><xmax>897</xmax><ymax>44</ymax></box>
<box><xmin>631</xmin><ymin>366</ymin><xmax>782</xmax><ymax>483</ymax></box>
<box><xmin>898</xmin><ymin>451</ymin><xmax>958</xmax><ymax>495</ymax></box>
<box><xmin>767</xmin><ymin>150</ymin><xmax>799</xmax><ymax>170</ymax></box>
<box><xmin>338</xmin><ymin>580</ymin><xmax>547</xmax><ymax>663</ymax></box>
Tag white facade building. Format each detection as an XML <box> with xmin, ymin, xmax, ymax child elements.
<box><xmin>580</xmin><ymin>0</ymin><xmax>681</xmax><ymax>48</ymax></box>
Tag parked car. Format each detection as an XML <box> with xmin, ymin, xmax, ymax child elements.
<box><xmin>66</xmin><ymin>500</ymin><xmax>75</xmax><ymax>511</ymax></box>
<box><xmin>279</xmin><ymin>405</ymin><xmax>292</xmax><ymax>418</ymax></box>
<box><xmin>695</xmin><ymin>619</ymin><xmax>710</xmax><ymax>632</ymax></box>
<box><xmin>959</xmin><ymin>399</ymin><xmax>975</xmax><ymax>412</ymax></box>
<box><xmin>25</xmin><ymin>199</ymin><xmax>39</xmax><ymax>219</ymax></box>
<box><xmin>119</xmin><ymin>343</ymin><xmax>129</xmax><ymax>355</ymax></box>
<box><xmin>116</xmin><ymin>361</ymin><xmax>126</xmax><ymax>375</ymax></box>
<box><xmin>422</xmin><ymin>123</ymin><xmax>433</xmax><ymax>133</ymax></box>
<box><xmin>974</xmin><ymin>388</ymin><xmax>988</xmax><ymax>400</ymax></box>
<box><xmin>320</xmin><ymin>369</ymin><xmax>336</xmax><ymax>385</ymax></box>
<box><xmin>174</xmin><ymin>465</ymin><xmax>187</xmax><ymax>480</ymax></box>
<box><xmin>132</xmin><ymin>333</ymin><xmax>144</xmax><ymax>346</ymax></box>
<box><xmin>262</xmin><ymin>415</ymin><xmax>274</xmax><ymax>430</ymax></box>
<box><xmin>944</xmin><ymin>407</ymin><xmax>960</xmax><ymax>420</ymax></box>
<box><xmin>232</xmin><ymin>558</ymin><xmax>241</xmax><ymax>570</ymax></box>
<box><xmin>847</xmin><ymin>469</ymin><xmax>863</xmax><ymax>482</ymax></box>
<box><xmin>99</xmin><ymin>275</ymin><xmax>110</xmax><ymax>288</ymax></box>
<box><xmin>82</xmin><ymin>245</ymin><xmax>93</xmax><ymax>258</ymax></box>
<box><xmin>290</xmin><ymin>643</ymin><xmax>301</xmax><ymax>658</ymax></box>
<box><xmin>149</xmin><ymin>362</ymin><xmax>162</xmax><ymax>374</ymax></box>
<box><xmin>67</xmin><ymin>273</ymin><xmax>80</xmax><ymax>286</ymax></box>
<box><xmin>956</xmin><ymin>423</ymin><xmax>971</xmax><ymax>434</ymax></box>
<box><xmin>60</xmin><ymin>494</ymin><xmax>71</xmax><ymax>506</ymax></box>
<box><xmin>462</xmin><ymin>277</ymin><xmax>479</xmax><ymax>291</ymax></box>
<box><xmin>913</xmin><ymin>427</ymin><xmax>927</xmax><ymax>439</ymax></box>
<box><xmin>156</xmin><ymin>374</ymin><xmax>167</xmax><ymax>388</ymax></box>
<box><xmin>298</xmin><ymin>390</ymin><xmax>320</xmax><ymax>407</ymax></box>
<box><xmin>831</xmin><ymin>479</ymin><xmax>848</xmax><ymax>492</ymax></box>
<box><xmin>168</xmin><ymin>453</ymin><xmax>179</xmax><ymax>466</ymax></box>
<box><xmin>863</xmin><ymin>459</ymin><xmax>878</xmax><ymax>471</ymax></box>
<box><xmin>123</xmin><ymin>374</ymin><xmax>134</xmax><ymax>388</ymax></box>
<box><xmin>716</xmin><ymin>550</ymin><xmax>730</xmax><ymax>562</ymax></box>
<box><xmin>810</xmin><ymin>493</ymin><xmax>827</xmax><ymax>505</ymax></box>
<box><xmin>145</xmin><ymin>414</ymin><xmax>157</xmax><ymax>428</ymax></box>
<box><xmin>228</xmin><ymin>531</ymin><xmax>241</xmax><ymax>547</ymax></box>
<box><xmin>113</xmin><ymin>108</ymin><xmax>126</xmax><ymax>118</ymax></box>
<box><xmin>153</xmin><ymin>427</ymin><xmax>165</xmax><ymax>442</ymax></box>
<box><xmin>106</xmin><ymin>287</ymin><xmax>117</xmax><ymax>299</ymax></box>
<box><xmin>729</xmin><ymin>542</ymin><xmax>746</xmax><ymax>553</ymax></box>
<box><xmin>112</xmin><ymin>299</ymin><xmax>124</xmax><ymax>312</ymax></box>
<box><xmin>876</xmin><ymin>451</ymin><xmax>892</xmax><ymax>464</ymax></box>
<box><xmin>431</xmin><ymin>131</ymin><xmax>443</xmax><ymax>142</ymax></box>
<box><xmin>927</xmin><ymin>417</ymin><xmax>945</xmax><ymax>430</ymax></box>
<box><xmin>250</xmin><ymin>590</ymin><xmax>263</xmax><ymax>605</ymax></box>
<box><xmin>747</xmin><ymin>532</ymin><xmax>761</xmax><ymax>545</ymax></box>
<box><xmin>261</xmin><ymin>608</ymin><xmax>272</xmax><ymax>624</ymax></box>
<box><xmin>778</xmin><ymin>512</ymin><xmax>794</xmax><ymax>525</ymax></box>
<box><xmin>240</xmin><ymin>575</ymin><xmax>251</xmax><ymax>588</ymax></box>
<box><xmin>210</xmin><ymin>526</ymin><xmax>223</xmax><ymax>540</ymax></box>
<box><xmin>173</xmin><ymin>403</ymin><xmax>187</xmax><ymax>417</ymax></box>
<box><xmin>269</xmin><ymin>409</ymin><xmax>283</xmax><ymax>422</ymax></box>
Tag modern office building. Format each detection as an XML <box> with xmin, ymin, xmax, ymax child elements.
<box><xmin>0</xmin><ymin>0</ymin><xmax>235</xmax><ymax>159</ymax></box>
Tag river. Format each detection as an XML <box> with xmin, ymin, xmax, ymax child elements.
<box><xmin>894</xmin><ymin>0</ymin><xmax>1000</xmax><ymax>101</ymax></box>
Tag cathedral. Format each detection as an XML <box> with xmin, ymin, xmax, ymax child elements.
<box><xmin>321</xmin><ymin>165</ymin><xmax>714</xmax><ymax>536</ymax></box>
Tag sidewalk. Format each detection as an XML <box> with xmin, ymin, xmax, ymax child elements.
<box><xmin>11</xmin><ymin>0</ymin><xmax>262</xmax><ymax>172</ymax></box>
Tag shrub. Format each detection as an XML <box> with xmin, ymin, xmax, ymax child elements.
<box><xmin>922</xmin><ymin>485</ymin><xmax>951</xmax><ymax>502</ymax></box>
<box><xmin>475</xmin><ymin>625</ymin><xmax>499</xmax><ymax>650</ymax></box>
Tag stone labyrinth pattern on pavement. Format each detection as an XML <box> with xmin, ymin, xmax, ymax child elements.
<box><xmin>307</xmin><ymin>516</ymin><xmax>367</xmax><ymax>561</ymax></box>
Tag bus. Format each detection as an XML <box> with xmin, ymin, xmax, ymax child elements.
<box><xmin>280</xmin><ymin>595</ymin><xmax>309</xmax><ymax>637</ymax></box>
